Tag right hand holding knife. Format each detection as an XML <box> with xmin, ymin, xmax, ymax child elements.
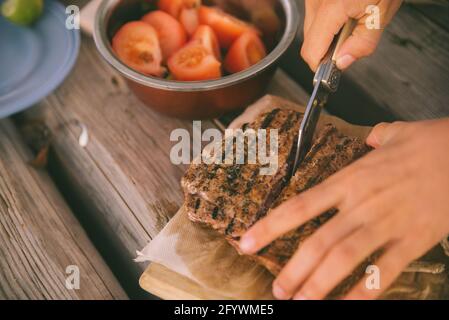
<box><xmin>301</xmin><ymin>0</ymin><xmax>403</xmax><ymax>71</ymax></box>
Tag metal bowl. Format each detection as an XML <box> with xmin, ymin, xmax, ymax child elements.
<box><xmin>94</xmin><ymin>0</ymin><xmax>299</xmax><ymax>119</ymax></box>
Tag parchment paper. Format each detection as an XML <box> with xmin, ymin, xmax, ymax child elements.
<box><xmin>136</xmin><ymin>95</ymin><xmax>449</xmax><ymax>300</ymax></box>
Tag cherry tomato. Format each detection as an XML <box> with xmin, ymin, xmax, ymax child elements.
<box><xmin>142</xmin><ymin>10</ymin><xmax>187</xmax><ymax>61</ymax></box>
<box><xmin>168</xmin><ymin>42</ymin><xmax>221</xmax><ymax>81</ymax></box>
<box><xmin>158</xmin><ymin>0</ymin><xmax>200</xmax><ymax>18</ymax></box>
<box><xmin>198</xmin><ymin>6</ymin><xmax>260</xmax><ymax>49</ymax></box>
<box><xmin>112</xmin><ymin>21</ymin><xmax>164</xmax><ymax>76</ymax></box>
<box><xmin>191</xmin><ymin>25</ymin><xmax>221</xmax><ymax>61</ymax></box>
<box><xmin>184</xmin><ymin>0</ymin><xmax>201</xmax><ymax>8</ymax></box>
<box><xmin>179</xmin><ymin>7</ymin><xmax>199</xmax><ymax>36</ymax></box>
<box><xmin>158</xmin><ymin>0</ymin><xmax>183</xmax><ymax>18</ymax></box>
<box><xmin>224</xmin><ymin>31</ymin><xmax>267</xmax><ymax>74</ymax></box>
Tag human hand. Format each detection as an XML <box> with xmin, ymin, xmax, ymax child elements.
<box><xmin>301</xmin><ymin>0</ymin><xmax>403</xmax><ymax>71</ymax></box>
<box><xmin>240</xmin><ymin>118</ymin><xmax>449</xmax><ymax>300</ymax></box>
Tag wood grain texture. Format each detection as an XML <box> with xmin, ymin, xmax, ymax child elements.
<box><xmin>140</xmin><ymin>264</ymin><xmax>230</xmax><ymax>300</ymax></box>
<box><xmin>142</xmin><ymin>257</ymin><xmax>449</xmax><ymax>300</ymax></box>
<box><xmin>411</xmin><ymin>2</ymin><xmax>449</xmax><ymax>31</ymax></box>
<box><xmin>9</xmin><ymin>0</ymin><xmax>447</xmax><ymax>299</ymax></box>
<box><xmin>19</xmin><ymin>36</ymin><xmax>195</xmax><ymax>297</ymax></box>
<box><xmin>0</xmin><ymin>119</ymin><xmax>127</xmax><ymax>300</ymax></box>
<box><xmin>18</xmin><ymin>31</ymin><xmax>309</xmax><ymax>297</ymax></box>
<box><xmin>284</xmin><ymin>1</ymin><xmax>449</xmax><ymax>122</ymax></box>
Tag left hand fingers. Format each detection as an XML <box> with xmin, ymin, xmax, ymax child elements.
<box><xmin>240</xmin><ymin>149</ymin><xmax>393</xmax><ymax>255</ymax></box>
<box><xmin>285</xmin><ymin>206</ymin><xmax>411</xmax><ymax>300</ymax></box>
<box><xmin>269</xmin><ymin>212</ymin><xmax>358</xmax><ymax>299</ymax></box>
<box><xmin>271</xmin><ymin>195</ymin><xmax>390</xmax><ymax>300</ymax></box>
<box><xmin>239</xmin><ymin>177</ymin><xmax>344</xmax><ymax>254</ymax></box>
<box><xmin>366</xmin><ymin>121</ymin><xmax>407</xmax><ymax>149</ymax></box>
<box><xmin>289</xmin><ymin>222</ymin><xmax>390</xmax><ymax>300</ymax></box>
<box><xmin>344</xmin><ymin>238</ymin><xmax>418</xmax><ymax>300</ymax></box>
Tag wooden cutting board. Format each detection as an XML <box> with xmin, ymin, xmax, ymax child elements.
<box><xmin>140</xmin><ymin>263</ymin><xmax>231</xmax><ymax>300</ymax></box>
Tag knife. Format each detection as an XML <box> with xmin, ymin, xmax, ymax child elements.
<box><xmin>291</xmin><ymin>19</ymin><xmax>357</xmax><ymax>176</ymax></box>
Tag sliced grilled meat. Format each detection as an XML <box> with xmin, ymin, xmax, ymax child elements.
<box><xmin>183</xmin><ymin>108</ymin><xmax>372</xmax><ymax>297</ymax></box>
<box><xmin>182</xmin><ymin>108</ymin><xmax>303</xmax><ymax>239</ymax></box>
<box><xmin>185</xmin><ymin>122</ymin><xmax>371</xmax><ymax>276</ymax></box>
<box><xmin>255</xmin><ymin>124</ymin><xmax>371</xmax><ymax>275</ymax></box>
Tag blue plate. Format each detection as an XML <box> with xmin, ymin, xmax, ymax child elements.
<box><xmin>0</xmin><ymin>0</ymin><xmax>80</xmax><ymax>118</ymax></box>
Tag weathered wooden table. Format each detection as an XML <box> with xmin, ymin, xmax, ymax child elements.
<box><xmin>0</xmin><ymin>0</ymin><xmax>448</xmax><ymax>299</ymax></box>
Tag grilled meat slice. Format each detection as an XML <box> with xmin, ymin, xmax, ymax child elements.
<box><xmin>255</xmin><ymin>124</ymin><xmax>371</xmax><ymax>275</ymax></box>
<box><xmin>185</xmin><ymin>123</ymin><xmax>371</xmax><ymax>277</ymax></box>
<box><xmin>182</xmin><ymin>108</ymin><xmax>303</xmax><ymax>239</ymax></box>
<box><xmin>183</xmin><ymin>107</ymin><xmax>373</xmax><ymax>297</ymax></box>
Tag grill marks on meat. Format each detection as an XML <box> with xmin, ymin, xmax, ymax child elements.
<box><xmin>255</xmin><ymin>124</ymin><xmax>371</xmax><ymax>275</ymax></box>
<box><xmin>273</xmin><ymin>124</ymin><xmax>370</xmax><ymax>207</ymax></box>
<box><xmin>182</xmin><ymin>108</ymin><xmax>372</xmax><ymax>286</ymax></box>
<box><xmin>182</xmin><ymin>109</ymin><xmax>303</xmax><ymax>239</ymax></box>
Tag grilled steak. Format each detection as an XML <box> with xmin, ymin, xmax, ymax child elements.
<box><xmin>182</xmin><ymin>108</ymin><xmax>303</xmax><ymax>239</ymax></box>
<box><xmin>182</xmin><ymin>108</ymin><xmax>372</xmax><ymax>288</ymax></box>
<box><xmin>254</xmin><ymin>124</ymin><xmax>371</xmax><ymax>275</ymax></box>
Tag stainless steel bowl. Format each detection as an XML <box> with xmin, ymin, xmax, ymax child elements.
<box><xmin>94</xmin><ymin>0</ymin><xmax>299</xmax><ymax>119</ymax></box>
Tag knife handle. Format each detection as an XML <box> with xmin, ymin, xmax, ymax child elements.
<box><xmin>313</xmin><ymin>19</ymin><xmax>357</xmax><ymax>92</ymax></box>
<box><xmin>331</xmin><ymin>19</ymin><xmax>357</xmax><ymax>62</ymax></box>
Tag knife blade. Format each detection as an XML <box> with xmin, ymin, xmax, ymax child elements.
<box><xmin>291</xmin><ymin>19</ymin><xmax>357</xmax><ymax>177</ymax></box>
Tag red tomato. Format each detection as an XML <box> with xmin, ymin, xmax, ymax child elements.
<box><xmin>112</xmin><ymin>21</ymin><xmax>164</xmax><ymax>76</ymax></box>
<box><xmin>168</xmin><ymin>42</ymin><xmax>221</xmax><ymax>81</ymax></box>
<box><xmin>158</xmin><ymin>0</ymin><xmax>183</xmax><ymax>18</ymax></box>
<box><xmin>158</xmin><ymin>0</ymin><xmax>200</xmax><ymax>18</ymax></box>
<box><xmin>191</xmin><ymin>25</ymin><xmax>221</xmax><ymax>61</ymax></box>
<box><xmin>179</xmin><ymin>7</ymin><xmax>199</xmax><ymax>36</ymax></box>
<box><xmin>224</xmin><ymin>32</ymin><xmax>267</xmax><ymax>74</ymax></box>
<box><xmin>198</xmin><ymin>6</ymin><xmax>260</xmax><ymax>49</ymax></box>
<box><xmin>184</xmin><ymin>0</ymin><xmax>201</xmax><ymax>8</ymax></box>
<box><xmin>142</xmin><ymin>10</ymin><xmax>187</xmax><ymax>61</ymax></box>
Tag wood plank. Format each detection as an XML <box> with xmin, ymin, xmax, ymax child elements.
<box><xmin>0</xmin><ymin>119</ymin><xmax>127</xmax><ymax>300</ymax></box>
<box><xmin>139</xmin><ymin>264</ymin><xmax>230</xmax><ymax>300</ymax></box>
<box><xmin>142</xmin><ymin>254</ymin><xmax>449</xmax><ymax>300</ymax></box>
<box><xmin>267</xmin><ymin>69</ymin><xmax>309</xmax><ymax>105</ymax></box>
<box><xmin>411</xmin><ymin>3</ymin><xmax>449</xmax><ymax>32</ymax></box>
<box><xmin>17</xmin><ymin>32</ymin><xmax>309</xmax><ymax>298</ymax></box>
<box><xmin>283</xmin><ymin>1</ymin><xmax>449</xmax><ymax>123</ymax></box>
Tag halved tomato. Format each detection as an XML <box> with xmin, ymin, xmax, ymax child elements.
<box><xmin>184</xmin><ymin>0</ymin><xmax>201</xmax><ymax>8</ymax></box>
<box><xmin>158</xmin><ymin>0</ymin><xmax>183</xmax><ymax>18</ymax></box>
<box><xmin>179</xmin><ymin>7</ymin><xmax>199</xmax><ymax>36</ymax></box>
<box><xmin>158</xmin><ymin>0</ymin><xmax>200</xmax><ymax>18</ymax></box>
<box><xmin>224</xmin><ymin>32</ymin><xmax>267</xmax><ymax>74</ymax></box>
<box><xmin>198</xmin><ymin>6</ymin><xmax>260</xmax><ymax>49</ymax></box>
<box><xmin>112</xmin><ymin>21</ymin><xmax>164</xmax><ymax>76</ymax></box>
<box><xmin>168</xmin><ymin>42</ymin><xmax>221</xmax><ymax>81</ymax></box>
<box><xmin>191</xmin><ymin>25</ymin><xmax>221</xmax><ymax>60</ymax></box>
<box><xmin>142</xmin><ymin>10</ymin><xmax>187</xmax><ymax>61</ymax></box>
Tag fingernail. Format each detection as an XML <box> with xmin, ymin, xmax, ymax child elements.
<box><xmin>239</xmin><ymin>235</ymin><xmax>256</xmax><ymax>253</ymax></box>
<box><xmin>293</xmin><ymin>293</ymin><xmax>309</xmax><ymax>300</ymax></box>
<box><xmin>336</xmin><ymin>54</ymin><xmax>355</xmax><ymax>70</ymax></box>
<box><xmin>272</xmin><ymin>283</ymin><xmax>289</xmax><ymax>300</ymax></box>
